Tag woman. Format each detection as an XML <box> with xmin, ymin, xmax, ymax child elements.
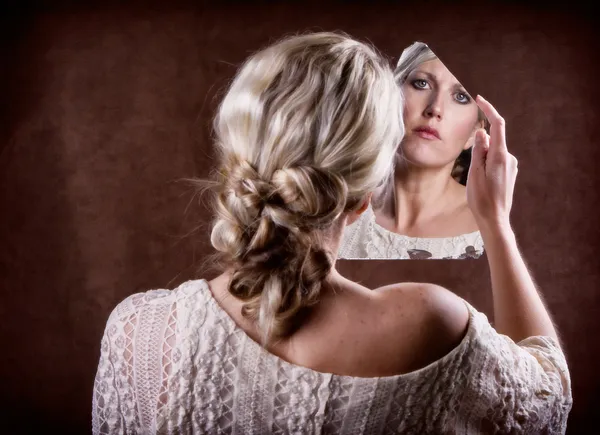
<box><xmin>339</xmin><ymin>42</ymin><xmax>488</xmax><ymax>260</ymax></box>
<box><xmin>92</xmin><ymin>32</ymin><xmax>572</xmax><ymax>434</ymax></box>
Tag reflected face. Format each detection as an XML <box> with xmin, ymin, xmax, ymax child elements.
<box><xmin>400</xmin><ymin>59</ymin><xmax>480</xmax><ymax>169</ymax></box>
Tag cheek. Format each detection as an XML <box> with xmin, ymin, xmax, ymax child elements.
<box><xmin>447</xmin><ymin>108</ymin><xmax>478</xmax><ymax>146</ymax></box>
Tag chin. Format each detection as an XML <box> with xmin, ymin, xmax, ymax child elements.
<box><xmin>400</xmin><ymin>144</ymin><xmax>441</xmax><ymax>166</ymax></box>
<box><xmin>401</xmin><ymin>138</ymin><xmax>457</xmax><ymax>168</ymax></box>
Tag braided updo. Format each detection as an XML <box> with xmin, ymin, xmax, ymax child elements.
<box><xmin>200</xmin><ymin>32</ymin><xmax>404</xmax><ymax>345</ymax></box>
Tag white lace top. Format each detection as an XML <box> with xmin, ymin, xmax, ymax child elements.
<box><xmin>92</xmin><ymin>279</ymin><xmax>572</xmax><ymax>434</ymax></box>
<box><xmin>338</xmin><ymin>203</ymin><xmax>485</xmax><ymax>259</ymax></box>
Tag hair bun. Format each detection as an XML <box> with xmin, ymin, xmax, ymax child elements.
<box><xmin>270</xmin><ymin>166</ymin><xmax>348</xmax><ymax>229</ymax></box>
<box><xmin>227</xmin><ymin>160</ymin><xmax>348</xmax><ymax>232</ymax></box>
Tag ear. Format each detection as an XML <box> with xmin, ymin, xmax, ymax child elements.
<box><xmin>346</xmin><ymin>192</ymin><xmax>373</xmax><ymax>226</ymax></box>
<box><xmin>359</xmin><ymin>192</ymin><xmax>373</xmax><ymax>213</ymax></box>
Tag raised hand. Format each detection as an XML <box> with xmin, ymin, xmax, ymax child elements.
<box><xmin>466</xmin><ymin>96</ymin><xmax>519</xmax><ymax>230</ymax></box>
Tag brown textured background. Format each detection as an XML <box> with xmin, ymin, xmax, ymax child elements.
<box><xmin>1</xmin><ymin>1</ymin><xmax>598</xmax><ymax>433</ymax></box>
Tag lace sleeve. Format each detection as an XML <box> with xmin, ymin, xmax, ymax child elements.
<box><xmin>92</xmin><ymin>289</ymin><xmax>176</xmax><ymax>435</ymax></box>
<box><xmin>462</xmin><ymin>316</ymin><xmax>573</xmax><ymax>434</ymax></box>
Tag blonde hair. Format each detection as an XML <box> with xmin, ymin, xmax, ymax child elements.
<box><xmin>392</xmin><ymin>41</ymin><xmax>489</xmax><ymax>186</ymax></box>
<box><xmin>196</xmin><ymin>32</ymin><xmax>404</xmax><ymax>345</ymax></box>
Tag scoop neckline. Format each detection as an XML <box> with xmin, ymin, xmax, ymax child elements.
<box><xmin>365</xmin><ymin>203</ymin><xmax>481</xmax><ymax>241</ymax></box>
<box><xmin>196</xmin><ymin>278</ymin><xmax>477</xmax><ymax>381</ymax></box>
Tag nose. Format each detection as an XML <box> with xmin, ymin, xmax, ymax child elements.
<box><xmin>423</xmin><ymin>93</ymin><xmax>443</xmax><ymax>119</ymax></box>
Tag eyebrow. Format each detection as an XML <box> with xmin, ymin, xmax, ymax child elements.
<box><xmin>411</xmin><ymin>70</ymin><xmax>468</xmax><ymax>92</ymax></box>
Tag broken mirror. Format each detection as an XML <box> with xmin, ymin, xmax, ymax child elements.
<box><xmin>338</xmin><ymin>42</ymin><xmax>490</xmax><ymax>260</ymax></box>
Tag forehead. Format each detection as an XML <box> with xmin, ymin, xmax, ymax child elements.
<box><xmin>411</xmin><ymin>59</ymin><xmax>462</xmax><ymax>86</ymax></box>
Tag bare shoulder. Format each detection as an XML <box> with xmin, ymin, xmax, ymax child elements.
<box><xmin>377</xmin><ymin>281</ymin><xmax>468</xmax><ymax>313</ymax></box>
<box><xmin>375</xmin><ymin>282</ymin><xmax>470</xmax><ymax>350</ymax></box>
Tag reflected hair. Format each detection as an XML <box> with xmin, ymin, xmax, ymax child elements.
<box><xmin>192</xmin><ymin>32</ymin><xmax>404</xmax><ymax>346</ymax></box>
<box><xmin>392</xmin><ymin>41</ymin><xmax>489</xmax><ymax>187</ymax></box>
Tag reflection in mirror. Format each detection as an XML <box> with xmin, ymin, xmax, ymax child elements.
<box><xmin>338</xmin><ymin>42</ymin><xmax>490</xmax><ymax>260</ymax></box>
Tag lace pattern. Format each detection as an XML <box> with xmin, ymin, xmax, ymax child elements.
<box><xmin>338</xmin><ymin>203</ymin><xmax>485</xmax><ymax>260</ymax></box>
<box><xmin>271</xmin><ymin>362</ymin><xmax>332</xmax><ymax>434</ymax></box>
<box><xmin>92</xmin><ymin>279</ymin><xmax>572</xmax><ymax>434</ymax></box>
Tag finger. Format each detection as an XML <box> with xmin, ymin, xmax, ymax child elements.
<box><xmin>476</xmin><ymin>95</ymin><xmax>507</xmax><ymax>154</ymax></box>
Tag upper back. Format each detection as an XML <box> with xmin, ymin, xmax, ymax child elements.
<box><xmin>93</xmin><ymin>278</ymin><xmax>573</xmax><ymax>434</ymax></box>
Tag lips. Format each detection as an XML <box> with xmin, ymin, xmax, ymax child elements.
<box><xmin>413</xmin><ymin>126</ymin><xmax>441</xmax><ymax>140</ymax></box>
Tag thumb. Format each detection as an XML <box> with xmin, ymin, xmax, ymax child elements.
<box><xmin>471</xmin><ymin>129</ymin><xmax>489</xmax><ymax>164</ymax></box>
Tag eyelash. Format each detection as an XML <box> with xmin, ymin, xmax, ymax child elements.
<box><xmin>410</xmin><ymin>79</ymin><xmax>471</xmax><ymax>104</ymax></box>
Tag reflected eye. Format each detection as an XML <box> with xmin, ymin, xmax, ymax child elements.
<box><xmin>455</xmin><ymin>92</ymin><xmax>471</xmax><ymax>104</ymax></box>
<box><xmin>411</xmin><ymin>79</ymin><xmax>429</xmax><ymax>90</ymax></box>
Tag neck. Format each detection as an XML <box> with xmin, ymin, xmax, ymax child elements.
<box><xmin>384</xmin><ymin>161</ymin><xmax>457</xmax><ymax>230</ymax></box>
